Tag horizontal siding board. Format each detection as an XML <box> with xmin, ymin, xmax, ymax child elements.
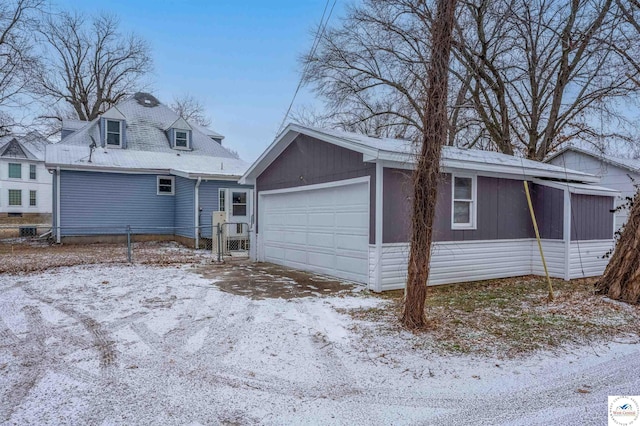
<box><xmin>60</xmin><ymin>171</ymin><xmax>175</xmax><ymax>235</ymax></box>
<box><xmin>174</xmin><ymin>176</ymin><xmax>195</xmax><ymax>238</ymax></box>
<box><xmin>569</xmin><ymin>240</ymin><xmax>613</xmax><ymax>279</ymax></box>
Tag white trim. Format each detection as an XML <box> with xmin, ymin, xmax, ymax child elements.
<box><xmin>169</xmin><ymin>169</ymin><xmax>243</xmax><ymax>180</ymax></box>
<box><xmin>230</xmin><ymin>189</ymin><xmax>249</xmax><ymax>218</ymax></box>
<box><xmin>375</xmin><ymin>162</ymin><xmax>383</xmax><ymax>292</ymax></box>
<box><xmin>563</xmin><ymin>188</ymin><xmax>571</xmax><ymax>280</ymax></box>
<box><xmin>195</xmin><ymin>177</ymin><xmax>201</xmax><ymax>249</ymax></box>
<box><xmin>451</xmin><ymin>173</ymin><xmax>477</xmax><ymax>230</ymax></box>
<box><xmin>7</xmin><ymin>162</ymin><xmax>22</xmax><ymax>179</ymax></box>
<box><xmin>258</xmin><ymin>176</ymin><xmax>370</xmax><ymax>196</ymax></box>
<box><xmin>28</xmin><ymin>190</ymin><xmax>37</xmax><ymax>208</ymax></box>
<box><xmin>56</xmin><ymin>167</ymin><xmax>61</xmax><ymax>243</ymax></box>
<box><xmin>29</xmin><ymin>163</ymin><xmax>37</xmax><ymax>180</ymax></box>
<box><xmin>156</xmin><ymin>175</ymin><xmax>175</xmax><ymax>195</ymax></box>
<box><xmin>218</xmin><ymin>188</ymin><xmax>226</xmax><ymax>212</ymax></box>
<box><xmin>7</xmin><ymin>189</ymin><xmax>22</xmax><ymax>206</ymax></box>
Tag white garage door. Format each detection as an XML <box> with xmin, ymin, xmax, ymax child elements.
<box><xmin>259</xmin><ymin>180</ymin><xmax>369</xmax><ymax>283</ymax></box>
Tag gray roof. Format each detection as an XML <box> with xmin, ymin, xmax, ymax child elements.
<box><xmin>47</xmin><ymin>93</ymin><xmax>246</xmax><ymax>178</ymax></box>
<box><xmin>241</xmin><ymin>124</ymin><xmax>600</xmax><ymax>184</ymax></box>
<box><xmin>545</xmin><ymin>145</ymin><xmax>640</xmax><ymax>174</ymax></box>
<box><xmin>0</xmin><ymin>132</ymin><xmax>51</xmax><ymax>161</ymax></box>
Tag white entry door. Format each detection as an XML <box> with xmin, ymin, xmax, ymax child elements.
<box><xmin>227</xmin><ymin>189</ymin><xmax>251</xmax><ymax>236</ymax></box>
<box><xmin>259</xmin><ymin>179</ymin><xmax>369</xmax><ymax>283</ymax></box>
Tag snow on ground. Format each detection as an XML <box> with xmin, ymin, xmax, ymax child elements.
<box><xmin>0</xmin><ymin>263</ymin><xmax>638</xmax><ymax>425</ymax></box>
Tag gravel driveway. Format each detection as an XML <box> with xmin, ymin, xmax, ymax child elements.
<box><xmin>0</xmin><ymin>263</ymin><xmax>638</xmax><ymax>425</ymax></box>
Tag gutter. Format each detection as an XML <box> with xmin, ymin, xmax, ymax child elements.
<box><xmin>194</xmin><ymin>177</ymin><xmax>202</xmax><ymax>249</ymax></box>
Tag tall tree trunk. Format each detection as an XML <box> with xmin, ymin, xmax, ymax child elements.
<box><xmin>401</xmin><ymin>0</ymin><xmax>458</xmax><ymax>329</ymax></box>
<box><xmin>596</xmin><ymin>189</ymin><xmax>640</xmax><ymax>304</ymax></box>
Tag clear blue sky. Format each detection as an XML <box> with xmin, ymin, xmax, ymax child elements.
<box><xmin>55</xmin><ymin>0</ymin><xmax>345</xmax><ymax>162</ymax></box>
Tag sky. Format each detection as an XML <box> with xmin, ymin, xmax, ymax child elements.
<box><xmin>53</xmin><ymin>0</ymin><xmax>346</xmax><ymax>162</ymax></box>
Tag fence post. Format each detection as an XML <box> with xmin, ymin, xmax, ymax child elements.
<box><xmin>216</xmin><ymin>223</ymin><xmax>221</xmax><ymax>262</ymax></box>
<box><xmin>126</xmin><ymin>225</ymin><xmax>132</xmax><ymax>263</ymax></box>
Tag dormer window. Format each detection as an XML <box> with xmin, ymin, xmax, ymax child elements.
<box><xmin>174</xmin><ymin>130</ymin><xmax>189</xmax><ymax>149</ymax></box>
<box><xmin>106</xmin><ymin>120</ymin><xmax>122</xmax><ymax>147</ymax></box>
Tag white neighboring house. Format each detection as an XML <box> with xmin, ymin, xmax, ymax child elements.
<box><xmin>546</xmin><ymin>146</ymin><xmax>639</xmax><ymax>231</ymax></box>
<box><xmin>0</xmin><ymin>132</ymin><xmax>52</xmax><ymax>218</ymax></box>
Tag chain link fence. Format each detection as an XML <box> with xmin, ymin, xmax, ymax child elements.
<box><xmin>212</xmin><ymin>222</ymin><xmax>251</xmax><ymax>261</ymax></box>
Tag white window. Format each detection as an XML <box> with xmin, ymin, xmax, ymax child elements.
<box><xmin>29</xmin><ymin>190</ymin><xmax>37</xmax><ymax>206</ymax></box>
<box><xmin>232</xmin><ymin>191</ymin><xmax>247</xmax><ymax>216</ymax></box>
<box><xmin>218</xmin><ymin>188</ymin><xmax>226</xmax><ymax>211</ymax></box>
<box><xmin>174</xmin><ymin>130</ymin><xmax>189</xmax><ymax>149</ymax></box>
<box><xmin>29</xmin><ymin>164</ymin><xmax>36</xmax><ymax>180</ymax></box>
<box><xmin>8</xmin><ymin>189</ymin><xmax>21</xmax><ymax>206</ymax></box>
<box><xmin>157</xmin><ymin>176</ymin><xmax>175</xmax><ymax>195</ymax></box>
<box><xmin>106</xmin><ymin>120</ymin><xmax>122</xmax><ymax>147</ymax></box>
<box><xmin>451</xmin><ymin>175</ymin><xmax>476</xmax><ymax>229</ymax></box>
<box><xmin>8</xmin><ymin>163</ymin><xmax>21</xmax><ymax>179</ymax></box>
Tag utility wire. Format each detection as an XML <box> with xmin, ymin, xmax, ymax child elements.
<box><xmin>275</xmin><ymin>0</ymin><xmax>338</xmax><ymax>137</ymax></box>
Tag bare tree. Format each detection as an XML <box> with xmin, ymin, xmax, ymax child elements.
<box><xmin>402</xmin><ymin>0</ymin><xmax>457</xmax><ymax>328</ymax></box>
<box><xmin>0</xmin><ymin>0</ymin><xmax>42</xmax><ymax>124</ymax></box>
<box><xmin>170</xmin><ymin>94</ymin><xmax>212</xmax><ymax>127</ymax></box>
<box><xmin>34</xmin><ymin>11</ymin><xmax>152</xmax><ymax>122</ymax></box>
<box><xmin>303</xmin><ymin>0</ymin><xmax>640</xmax><ymax>159</ymax></box>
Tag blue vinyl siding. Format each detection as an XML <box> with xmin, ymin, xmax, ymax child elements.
<box><xmin>175</xmin><ymin>176</ymin><xmax>195</xmax><ymax>238</ymax></box>
<box><xmin>198</xmin><ymin>181</ymin><xmax>252</xmax><ymax>238</ymax></box>
<box><xmin>52</xmin><ymin>169</ymin><xmax>58</xmax><ymax>238</ymax></box>
<box><xmin>59</xmin><ymin>171</ymin><xmax>175</xmax><ymax>235</ymax></box>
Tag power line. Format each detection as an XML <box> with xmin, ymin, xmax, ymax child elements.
<box><xmin>275</xmin><ymin>0</ymin><xmax>338</xmax><ymax>136</ymax></box>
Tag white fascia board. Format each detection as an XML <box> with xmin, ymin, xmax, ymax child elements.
<box><xmin>240</xmin><ymin>123</ymin><xmax>380</xmax><ymax>183</ymax></box>
<box><xmin>532</xmin><ymin>179</ymin><xmax>620</xmax><ymax>196</ymax></box>
<box><xmin>45</xmin><ymin>163</ymin><xmax>168</xmax><ymax>175</ymax></box>
<box><xmin>170</xmin><ymin>169</ymin><xmax>243</xmax><ymax>181</ymax></box>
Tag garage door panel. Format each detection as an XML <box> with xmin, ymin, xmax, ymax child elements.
<box><xmin>260</xmin><ymin>181</ymin><xmax>369</xmax><ymax>283</ymax></box>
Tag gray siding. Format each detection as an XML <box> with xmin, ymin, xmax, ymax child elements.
<box><xmin>382</xmin><ymin>171</ymin><xmax>563</xmax><ymax>243</ymax></box>
<box><xmin>60</xmin><ymin>171</ymin><xmax>175</xmax><ymax>235</ymax></box>
<box><xmin>532</xmin><ymin>185</ymin><xmax>564</xmax><ymax>239</ymax></box>
<box><xmin>256</xmin><ymin>134</ymin><xmax>376</xmax><ymax>244</ymax></box>
<box><xmin>198</xmin><ymin>181</ymin><xmax>252</xmax><ymax>238</ymax></box>
<box><xmin>52</xmin><ymin>169</ymin><xmax>57</xmax><ymax>237</ymax></box>
<box><xmin>174</xmin><ymin>177</ymin><xmax>195</xmax><ymax>238</ymax></box>
<box><xmin>571</xmin><ymin>194</ymin><xmax>614</xmax><ymax>240</ymax></box>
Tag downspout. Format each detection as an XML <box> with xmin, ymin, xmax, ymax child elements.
<box><xmin>194</xmin><ymin>177</ymin><xmax>201</xmax><ymax>249</ymax></box>
<box><xmin>375</xmin><ymin>162</ymin><xmax>383</xmax><ymax>292</ymax></box>
<box><xmin>56</xmin><ymin>167</ymin><xmax>61</xmax><ymax>243</ymax></box>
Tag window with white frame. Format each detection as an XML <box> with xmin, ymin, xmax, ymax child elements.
<box><xmin>29</xmin><ymin>164</ymin><xmax>36</xmax><ymax>180</ymax></box>
<box><xmin>451</xmin><ymin>175</ymin><xmax>476</xmax><ymax>229</ymax></box>
<box><xmin>29</xmin><ymin>190</ymin><xmax>36</xmax><ymax>206</ymax></box>
<box><xmin>8</xmin><ymin>189</ymin><xmax>21</xmax><ymax>206</ymax></box>
<box><xmin>106</xmin><ymin>120</ymin><xmax>122</xmax><ymax>146</ymax></box>
<box><xmin>8</xmin><ymin>163</ymin><xmax>21</xmax><ymax>179</ymax></box>
<box><xmin>218</xmin><ymin>189</ymin><xmax>226</xmax><ymax>211</ymax></box>
<box><xmin>157</xmin><ymin>176</ymin><xmax>175</xmax><ymax>195</ymax></box>
<box><xmin>232</xmin><ymin>191</ymin><xmax>247</xmax><ymax>216</ymax></box>
<box><xmin>174</xmin><ymin>130</ymin><xmax>189</xmax><ymax>149</ymax></box>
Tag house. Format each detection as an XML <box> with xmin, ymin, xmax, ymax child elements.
<box><xmin>546</xmin><ymin>146</ymin><xmax>639</xmax><ymax>231</ymax></box>
<box><xmin>240</xmin><ymin>124</ymin><xmax>617</xmax><ymax>292</ymax></box>
<box><xmin>46</xmin><ymin>92</ymin><xmax>251</xmax><ymax>247</ymax></box>
<box><xmin>0</xmin><ymin>132</ymin><xmax>52</xmax><ymax>220</ymax></box>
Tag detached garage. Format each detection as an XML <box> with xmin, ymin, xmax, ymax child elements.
<box><xmin>241</xmin><ymin>124</ymin><xmax>618</xmax><ymax>291</ymax></box>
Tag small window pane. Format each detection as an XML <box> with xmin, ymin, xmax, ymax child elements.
<box><xmin>8</xmin><ymin>163</ymin><xmax>21</xmax><ymax>179</ymax></box>
<box><xmin>107</xmin><ymin>133</ymin><xmax>120</xmax><ymax>146</ymax></box>
<box><xmin>454</xmin><ymin>177</ymin><xmax>472</xmax><ymax>200</ymax></box>
<box><xmin>158</xmin><ymin>178</ymin><xmax>173</xmax><ymax>194</ymax></box>
<box><xmin>232</xmin><ymin>205</ymin><xmax>246</xmax><ymax>216</ymax></box>
<box><xmin>107</xmin><ymin>120</ymin><xmax>120</xmax><ymax>132</ymax></box>
<box><xmin>8</xmin><ymin>190</ymin><xmax>21</xmax><ymax>206</ymax></box>
<box><xmin>29</xmin><ymin>164</ymin><xmax>36</xmax><ymax>180</ymax></box>
<box><xmin>232</xmin><ymin>192</ymin><xmax>246</xmax><ymax>204</ymax></box>
<box><xmin>29</xmin><ymin>190</ymin><xmax>36</xmax><ymax>206</ymax></box>
<box><xmin>453</xmin><ymin>201</ymin><xmax>470</xmax><ymax>224</ymax></box>
<box><xmin>175</xmin><ymin>131</ymin><xmax>188</xmax><ymax>147</ymax></box>
<box><xmin>219</xmin><ymin>191</ymin><xmax>226</xmax><ymax>211</ymax></box>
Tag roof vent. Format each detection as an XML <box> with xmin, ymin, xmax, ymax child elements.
<box><xmin>133</xmin><ymin>92</ymin><xmax>160</xmax><ymax>107</ymax></box>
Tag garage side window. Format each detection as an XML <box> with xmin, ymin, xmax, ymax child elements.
<box><xmin>452</xmin><ymin>175</ymin><xmax>476</xmax><ymax>229</ymax></box>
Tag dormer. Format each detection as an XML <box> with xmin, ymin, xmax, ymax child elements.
<box><xmin>166</xmin><ymin>118</ymin><xmax>193</xmax><ymax>151</ymax></box>
<box><xmin>100</xmin><ymin>107</ymin><xmax>127</xmax><ymax>148</ymax></box>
